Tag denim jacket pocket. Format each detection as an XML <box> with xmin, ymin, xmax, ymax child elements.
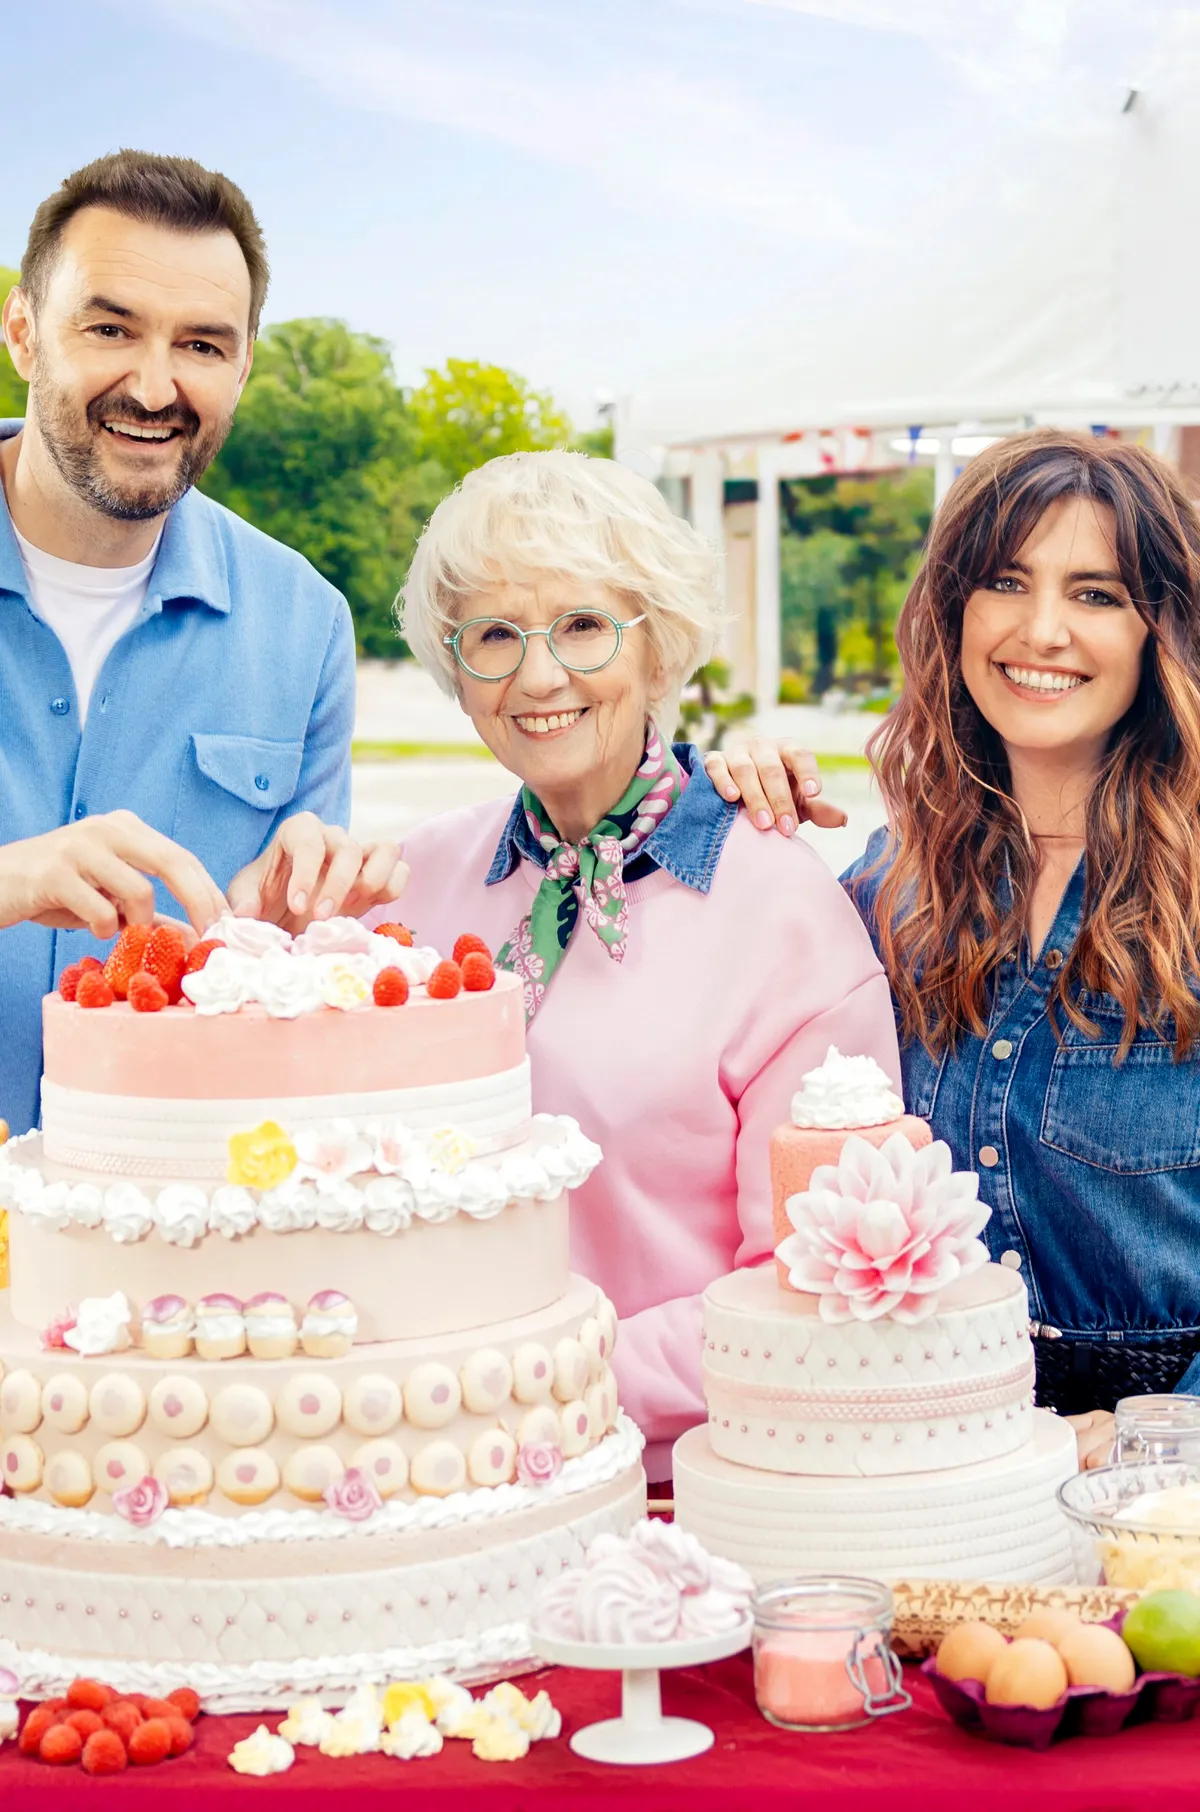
<box><xmin>173</xmin><ymin>732</ymin><xmax>304</xmax><ymax>879</ymax></box>
<box><xmin>902</xmin><ymin>1040</ymin><xmax>949</xmax><ymax>1121</ymax></box>
<box><xmin>1040</xmin><ymin>992</ymin><xmax>1200</xmax><ymax>1174</ymax></box>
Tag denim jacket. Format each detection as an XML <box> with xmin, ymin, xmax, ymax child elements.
<box><xmin>844</xmin><ymin>826</ymin><xmax>1200</xmax><ymax>1369</ymax></box>
<box><xmin>485</xmin><ymin>742</ymin><xmax>737</xmax><ymax>893</ymax></box>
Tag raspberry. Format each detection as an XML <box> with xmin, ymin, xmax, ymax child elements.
<box><xmin>75</xmin><ymin>971</ymin><xmax>115</xmax><ymax>1009</ymax></box>
<box><xmin>128</xmin><ymin>1717</ymin><xmax>172</xmax><ymax>1765</ymax></box>
<box><xmin>372</xmin><ymin>966</ymin><xmax>410</xmax><ymax>1007</ymax></box>
<box><xmin>426</xmin><ymin>959</ymin><xmax>463</xmax><ymax>1000</ymax></box>
<box><xmin>58</xmin><ymin>963</ymin><xmax>84</xmax><ymax>1001</ymax></box>
<box><xmin>102</xmin><ymin>925</ymin><xmax>152</xmax><ymax>999</ymax></box>
<box><xmin>374</xmin><ymin>921</ymin><xmax>414</xmax><ymax>947</ymax></box>
<box><xmin>66</xmin><ymin>1709</ymin><xmax>105</xmax><ymax>1739</ymax></box>
<box><xmin>183</xmin><ymin>938</ymin><xmax>224</xmax><ymax>976</ymax></box>
<box><xmin>125</xmin><ymin>1694</ymin><xmax>151</xmax><ymax>1715</ymax></box>
<box><xmin>165</xmin><ymin>1686</ymin><xmax>201</xmax><ymax>1722</ymax></box>
<box><xmin>101</xmin><ymin>1701</ymin><xmax>143</xmax><ymax>1743</ymax></box>
<box><xmin>40</xmin><ymin>1723</ymin><xmax>84</xmax><ymax>1764</ymax></box>
<box><xmin>79</xmin><ymin>956</ymin><xmax>103</xmax><ymax>974</ymax></box>
<box><xmin>82</xmin><ymin>1729</ymin><xmax>128</xmax><ymax>1774</ymax></box>
<box><xmin>68</xmin><ymin>1677</ymin><xmax>116</xmax><ymax>1712</ymax></box>
<box><xmin>460</xmin><ymin>952</ymin><xmax>496</xmax><ymax>992</ymax></box>
<box><xmin>139</xmin><ymin>1698</ymin><xmax>180</xmax><ymax>1723</ymax></box>
<box><xmin>141</xmin><ymin>926</ymin><xmax>187</xmax><ymax>1004</ymax></box>
<box><xmin>18</xmin><ymin>1704</ymin><xmax>61</xmax><ymax>1754</ymax></box>
<box><xmin>164</xmin><ymin>1715</ymin><xmax>194</xmax><ymax>1756</ymax></box>
<box><xmin>453</xmin><ymin>933</ymin><xmax>491</xmax><ymax>966</ymax></box>
<box><xmin>127</xmin><ymin>971</ymin><xmax>169</xmax><ymax>1014</ymax></box>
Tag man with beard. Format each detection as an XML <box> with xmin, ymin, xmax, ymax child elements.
<box><xmin>0</xmin><ymin>152</ymin><xmax>402</xmax><ymax>1137</ymax></box>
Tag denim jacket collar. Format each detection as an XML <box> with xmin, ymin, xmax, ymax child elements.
<box><xmin>484</xmin><ymin>741</ymin><xmax>737</xmax><ymax>894</ymax></box>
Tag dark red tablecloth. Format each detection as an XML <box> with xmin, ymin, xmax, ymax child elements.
<box><xmin>0</xmin><ymin>1657</ymin><xmax>1191</xmax><ymax>1808</ymax></box>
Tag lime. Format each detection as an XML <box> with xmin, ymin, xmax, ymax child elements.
<box><xmin>1122</xmin><ymin>1591</ymin><xmax>1200</xmax><ymax>1676</ymax></box>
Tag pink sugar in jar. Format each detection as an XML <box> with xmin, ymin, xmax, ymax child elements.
<box><xmin>751</xmin><ymin>1578</ymin><xmax>911</xmax><ymax>1733</ymax></box>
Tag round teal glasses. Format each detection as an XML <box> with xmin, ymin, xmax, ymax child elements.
<box><xmin>444</xmin><ymin>610</ymin><xmax>646</xmax><ymax>681</ymax></box>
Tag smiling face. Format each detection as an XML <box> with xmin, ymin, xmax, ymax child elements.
<box><xmin>6</xmin><ymin>204</ymin><xmax>253</xmax><ymax>521</ymax></box>
<box><xmin>452</xmin><ymin>574</ymin><xmax>663</xmax><ymax>841</ymax></box>
<box><xmin>959</xmin><ymin>495</ymin><xmax>1150</xmax><ymax>771</ymax></box>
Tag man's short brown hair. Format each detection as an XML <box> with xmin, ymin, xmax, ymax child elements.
<box><xmin>21</xmin><ymin>149</ymin><xmax>270</xmax><ymax>337</ymax></box>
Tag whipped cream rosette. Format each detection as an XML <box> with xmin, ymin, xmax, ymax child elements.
<box><xmin>533</xmin><ymin>1517</ymin><xmax>754</xmax><ymax>1646</ymax></box>
<box><xmin>789</xmin><ymin>1046</ymin><xmax>905</xmax><ymax>1130</ymax></box>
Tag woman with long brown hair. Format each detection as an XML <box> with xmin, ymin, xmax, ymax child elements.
<box><xmin>840</xmin><ymin>428</ymin><xmax>1200</xmax><ymax>1461</ymax></box>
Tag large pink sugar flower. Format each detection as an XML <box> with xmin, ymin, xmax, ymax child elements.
<box><xmin>113</xmin><ymin>1474</ymin><xmax>170</xmax><ymax>1527</ymax></box>
<box><xmin>776</xmin><ymin>1132</ymin><xmax>990</xmax><ymax>1324</ymax></box>
<box><xmin>324</xmin><ymin>1467</ymin><xmax>382</xmax><ymax>1522</ymax></box>
<box><xmin>516</xmin><ymin>1440</ymin><xmax>564</xmax><ymax>1486</ymax></box>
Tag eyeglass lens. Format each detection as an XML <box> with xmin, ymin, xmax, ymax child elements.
<box><xmin>456</xmin><ymin>613</ymin><xmax>621</xmax><ymax>677</ymax></box>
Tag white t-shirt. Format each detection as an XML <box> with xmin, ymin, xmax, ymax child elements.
<box><xmin>15</xmin><ymin>526</ymin><xmax>161</xmax><ymax>725</ymax></box>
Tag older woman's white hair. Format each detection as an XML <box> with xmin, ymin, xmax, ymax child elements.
<box><xmin>399</xmin><ymin>451</ymin><xmax>725</xmax><ymax>714</ymax></box>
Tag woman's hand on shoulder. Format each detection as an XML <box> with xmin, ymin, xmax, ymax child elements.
<box><xmin>1065</xmin><ymin>1409</ymin><xmax>1116</xmax><ymax>1471</ymax></box>
<box><xmin>704</xmin><ymin>736</ymin><xmax>848</xmax><ymax>834</ymax></box>
<box><xmin>226</xmin><ymin>814</ymin><xmax>409</xmax><ymax>934</ymax></box>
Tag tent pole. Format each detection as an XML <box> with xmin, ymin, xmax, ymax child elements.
<box><xmin>754</xmin><ymin>441</ymin><xmax>783</xmax><ymax>715</ymax></box>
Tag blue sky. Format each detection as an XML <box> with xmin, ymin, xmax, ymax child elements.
<box><xmin>1</xmin><ymin>1</ymin><xmax>1186</xmax><ymax>426</ymax></box>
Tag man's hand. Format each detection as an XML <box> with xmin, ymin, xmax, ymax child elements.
<box><xmin>0</xmin><ymin>812</ymin><xmax>228</xmax><ymax>941</ymax></box>
<box><xmin>704</xmin><ymin>737</ymin><xmax>848</xmax><ymax>834</ymax></box>
<box><xmin>1065</xmin><ymin>1409</ymin><xmax>1116</xmax><ymax>1471</ymax></box>
<box><xmin>226</xmin><ymin>814</ymin><xmax>408</xmax><ymax>934</ymax></box>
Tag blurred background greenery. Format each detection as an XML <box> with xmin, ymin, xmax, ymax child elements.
<box><xmin>0</xmin><ymin>267</ymin><xmax>925</xmax><ymax>696</ymax></box>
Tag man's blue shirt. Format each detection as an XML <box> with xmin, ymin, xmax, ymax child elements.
<box><xmin>0</xmin><ymin>421</ymin><xmax>355</xmax><ymax>1136</ymax></box>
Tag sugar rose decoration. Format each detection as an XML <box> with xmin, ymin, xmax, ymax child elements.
<box><xmin>515</xmin><ymin>1440</ymin><xmax>563</xmax><ymax>1486</ymax></box>
<box><xmin>112</xmin><ymin>1473</ymin><xmax>170</xmax><ymax>1527</ymax></box>
<box><xmin>227</xmin><ymin>1120</ymin><xmax>298</xmax><ymax>1191</ymax></box>
<box><xmin>324</xmin><ymin>1466</ymin><xmax>383</xmax><ymax>1522</ymax></box>
<box><xmin>777</xmin><ymin>1132</ymin><xmax>989</xmax><ymax>1324</ymax></box>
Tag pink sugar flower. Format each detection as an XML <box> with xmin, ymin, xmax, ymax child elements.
<box><xmin>776</xmin><ymin>1131</ymin><xmax>990</xmax><ymax>1325</ymax></box>
<box><xmin>516</xmin><ymin>1440</ymin><xmax>564</xmax><ymax>1487</ymax></box>
<box><xmin>324</xmin><ymin>1466</ymin><xmax>382</xmax><ymax>1522</ymax></box>
<box><xmin>113</xmin><ymin>1474</ymin><xmax>170</xmax><ymax>1527</ymax></box>
<box><xmin>40</xmin><ymin>1310</ymin><xmax>76</xmax><ymax>1351</ymax></box>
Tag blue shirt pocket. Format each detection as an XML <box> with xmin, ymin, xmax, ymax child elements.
<box><xmin>1040</xmin><ymin>991</ymin><xmax>1200</xmax><ymax>1174</ymax></box>
<box><xmin>173</xmin><ymin>732</ymin><xmax>304</xmax><ymax>882</ymax></box>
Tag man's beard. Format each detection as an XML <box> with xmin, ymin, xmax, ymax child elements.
<box><xmin>30</xmin><ymin>371</ymin><xmax>235</xmax><ymax>522</ymax></box>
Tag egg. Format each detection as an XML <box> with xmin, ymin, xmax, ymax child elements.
<box><xmin>1055</xmin><ymin>1624</ymin><xmax>1137</xmax><ymax>1694</ymax></box>
<box><xmin>1011</xmin><ymin>1608</ymin><xmax>1082</xmax><ymax>1645</ymax></box>
<box><xmin>984</xmin><ymin>1638</ymin><xmax>1069</xmax><ymax>1709</ymax></box>
<box><xmin>935</xmin><ymin>1620</ymin><xmax>1010</xmax><ymax>1684</ymax></box>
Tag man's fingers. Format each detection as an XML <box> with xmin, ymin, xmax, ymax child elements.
<box><xmin>702</xmin><ymin>753</ymin><xmax>740</xmax><ymax>803</ymax></box>
<box><xmin>80</xmin><ymin>847</ymin><xmax>158</xmax><ymax>927</ymax></box>
<box><xmin>34</xmin><ymin>871</ymin><xmax>122</xmax><ymax>940</ymax></box>
<box><xmin>95</xmin><ymin>814</ymin><xmax>226</xmax><ymax>932</ymax></box>
<box><xmin>312</xmin><ymin>836</ymin><xmax>365</xmax><ymax>921</ymax></box>
<box><xmin>275</xmin><ymin>816</ymin><xmax>328</xmax><ymax>918</ymax></box>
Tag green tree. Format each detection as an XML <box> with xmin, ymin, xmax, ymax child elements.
<box><xmin>0</xmin><ymin>266</ymin><xmax>28</xmax><ymax>419</ymax></box>
<box><xmin>409</xmin><ymin>358</ymin><xmax>571</xmax><ymax>485</ymax></box>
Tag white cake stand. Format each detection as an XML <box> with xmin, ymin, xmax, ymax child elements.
<box><xmin>531</xmin><ymin>1620</ymin><xmax>753</xmax><ymax>1764</ymax></box>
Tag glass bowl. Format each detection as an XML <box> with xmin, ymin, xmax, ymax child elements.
<box><xmin>1059</xmin><ymin>1461</ymin><xmax>1200</xmax><ymax>1591</ymax></box>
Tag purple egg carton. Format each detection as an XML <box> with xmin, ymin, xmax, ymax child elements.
<box><xmin>921</xmin><ymin>1613</ymin><xmax>1200</xmax><ymax>1751</ymax></box>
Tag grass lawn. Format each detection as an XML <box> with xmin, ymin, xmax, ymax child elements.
<box><xmin>353</xmin><ymin>741</ymin><xmax>871</xmax><ymax>771</ymax></box>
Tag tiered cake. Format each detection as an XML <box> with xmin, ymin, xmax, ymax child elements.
<box><xmin>673</xmin><ymin>1050</ymin><xmax>1076</xmax><ymax>1585</ymax></box>
<box><xmin>0</xmin><ymin>918</ymin><xmax>645</xmax><ymax>1708</ymax></box>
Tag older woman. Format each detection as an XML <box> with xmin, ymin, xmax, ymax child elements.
<box><xmin>374</xmin><ymin>451</ymin><xmax>899</xmax><ymax>1482</ymax></box>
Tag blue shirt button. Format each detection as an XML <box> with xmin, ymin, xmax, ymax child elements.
<box><xmin>73</xmin><ymin>803</ymin><xmax>87</xmax><ymax>820</ymax></box>
<box><xmin>254</xmin><ymin>774</ymin><xmax>270</xmax><ymax>792</ymax></box>
<box><xmin>50</xmin><ymin>697</ymin><xmax>70</xmax><ymax>716</ymax></box>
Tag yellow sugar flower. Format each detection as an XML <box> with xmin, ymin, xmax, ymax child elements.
<box><xmin>227</xmin><ymin>1121</ymin><xmax>297</xmax><ymax>1190</ymax></box>
<box><xmin>383</xmin><ymin>1681</ymin><xmax>438</xmax><ymax>1726</ymax></box>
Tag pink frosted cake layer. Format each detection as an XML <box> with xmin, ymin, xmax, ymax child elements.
<box><xmin>42</xmin><ymin>974</ymin><xmax>525</xmax><ymax>1099</ymax></box>
<box><xmin>771</xmin><ymin>1114</ymin><xmax>932</xmax><ymax>1287</ymax></box>
<box><xmin>6</xmin><ymin>1182</ymin><xmax>569</xmax><ymax>1341</ymax></box>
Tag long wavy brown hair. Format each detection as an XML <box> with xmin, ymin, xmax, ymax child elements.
<box><xmin>861</xmin><ymin>429</ymin><xmax>1200</xmax><ymax>1059</ymax></box>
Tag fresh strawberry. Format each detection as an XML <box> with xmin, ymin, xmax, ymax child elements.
<box><xmin>183</xmin><ymin>938</ymin><xmax>224</xmax><ymax>976</ymax></box>
<box><xmin>165</xmin><ymin>1686</ymin><xmax>201</xmax><ymax>1723</ymax></box>
<box><xmin>101</xmin><ymin>1701</ymin><xmax>143</xmax><ymax>1744</ymax></box>
<box><xmin>58</xmin><ymin>963</ymin><xmax>84</xmax><ymax>1001</ymax></box>
<box><xmin>372</xmin><ymin>966</ymin><xmax>410</xmax><ymax>1007</ymax></box>
<box><xmin>163</xmin><ymin>1715</ymin><xmax>194</xmax><ymax>1756</ymax></box>
<box><xmin>374</xmin><ymin>921</ymin><xmax>414</xmax><ymax>947</ymax></box>
<box><xmin>460</xmin><ymin>952</ymin><xmax>496</xmax><ymax>992</ymax></box>
<box><xmin>18</xmin><ymin>1704</ymin><xmax>60</xmax><ymax>1754</ymax></box>
<box><xmin>78</xmin><ymin>956</ymin><xmax>103</xmax><ymax>973</ymax></box>
<box><xmin>140</xmin><ymin>927</ymin><xmax>187</xmax><ymax>1003</ymax></box>
<box><xmin>127</xmin><ymin>1717</ymin><xmax>172</xmax><ymax>1765</ymax></box>
<box><xmin>82</xmin><ymin>1729</ymin><xmax>128</xmax><ymax>1774</ymax></box>
<box><xmin>453</xmin><ymin>933</ymin><xmax>491</xmax><ymax>966</ymax></box>
<box><xmin>67</xmin><ymin>1677</ymin><xmax>116</xmax><ymax>1712</ymax></box>
<box><xmin>127</xmin><ymin>972</ymin><xmax>169</xmax><ymax>1014</ymax></box>
<box><xmin>102</xmin><ymin>925</ymin><xmax>151</xmax><ymax>999</ymax></box>
<box><xmin>39</xmin><ymin>1723</ymin><xmax>84</xmax><ymax>1764</ymax></box>
<box><xmin>75</xmin><ymin>971</ymin><xmax>115</xmax><ymax>1010</ymax></box>
<box><xmin>426</xmin><ymin>959</ymin><xmax>463</xmax><ymax>1000</ymax></box>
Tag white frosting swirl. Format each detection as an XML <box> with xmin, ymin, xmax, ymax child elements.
<box><xmin>314</xmin><ymin>1183</ymin><xmax>366</xmax><ymax>1232</ymax></box>
<box><xmin>573</xmin><ymin>1554</ymin><xmax>681</xmax><ymax>1645</ymax></box>
<box><xmin>102</xmin><ymin>1182</ymin><xmax>153</xmax><ymax>1243</ymax></box>
<box><xmin>291</xmin><ymin>917</ymin><xmax>378</xmax><ymax>959</ymax></box>
<box><xmin>207</xmin><ymin>914</ymin><xmax>293</xmax><ymax>957</ymax></box>
<box><xmin>209</xmin><ymin>1185</ymin><xmax>259</xmax><ymax>1239</ymax></box>
<box><xmin>790</xmin><ymin>1045</ymin><xmax>905</xmax><ymax>1130</ymax></box>
<box><xmin>65</xmin><ymin>1183</ymin><xmax>105</xmax><ymax>1230</ymax></box>
<box><xmin>301</xmin><ymin>1307</ymin><xmax>358</xmax><ymax>1339</ymax></box>
<box><xmin>382</xmin><ymin>1709</ymin><xmax>443</xmax><ymax>1759</ymax></box>
<box><xmin>257</xmin><ymin>1177</ymin><xmax>319</xmax><ymax>1233</ymax></box>
<box><xmin>252</xmin><ymin>949</ymin><xmax>325</xmax><ymax>1019</ymax></box>
<box><xmin>362</xmin><ymin>1176</ymin><xmax>415</xmax><ymax>1234</ymax></box>
<box><xmin>152</xmin><ymin>1183</ymin><xmax>211</xmax><ymax>1248</ymax></box>
<box><xmin>64</xmin><ymin>1290</ymin><xmax>133</xmax><ymax>1357</ymax></box>
<box><xmin>181</xmin><ymin>947</ymin><xmax>259</xmax><ymax>1015</ymax></box>
<box><xmin>229</xmin><ymin>1724</ymin><xmax>295</xmax><ymax>1776</ymax></box>
<box><xmin>24</xmin><ymin>1180</ymin><xmax>71</xmax><ymax>1230</ymax></box>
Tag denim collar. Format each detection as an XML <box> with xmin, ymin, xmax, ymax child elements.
<box><xmin>0</xmin><ymin>420</ymin><xmax>230</xmax><ymax>616</ymax></box>
<box><xmin>484</xmin><ymin>741</ymin><xmax>736</xmax><ymax>894</ymax></box>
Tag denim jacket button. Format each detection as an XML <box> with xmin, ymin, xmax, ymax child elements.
<box><xmin>1044</xmin><ymin>948</ymin><xmax>1064</xmax><ymax>970</ymax></box>
<box><xmin>1000</xmin><ymin>1250</ymin><xmax>1022</xmax><ymax>1269</ymax></box>
<box><xmin>991</xmin><ymin>1038</ymin><xmax>1013</xmax><ymax>1060</ymax></box>
<box><xmin>978</xmin><ymin>1145</ymin><xmax>1000</xmax><ymax>1168</ymax></box>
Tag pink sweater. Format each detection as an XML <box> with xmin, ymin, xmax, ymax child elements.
<box><xmin>380</xmin><ymin>796</ymin><xmax>900</xmax><ymax>1480</ymax></box>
